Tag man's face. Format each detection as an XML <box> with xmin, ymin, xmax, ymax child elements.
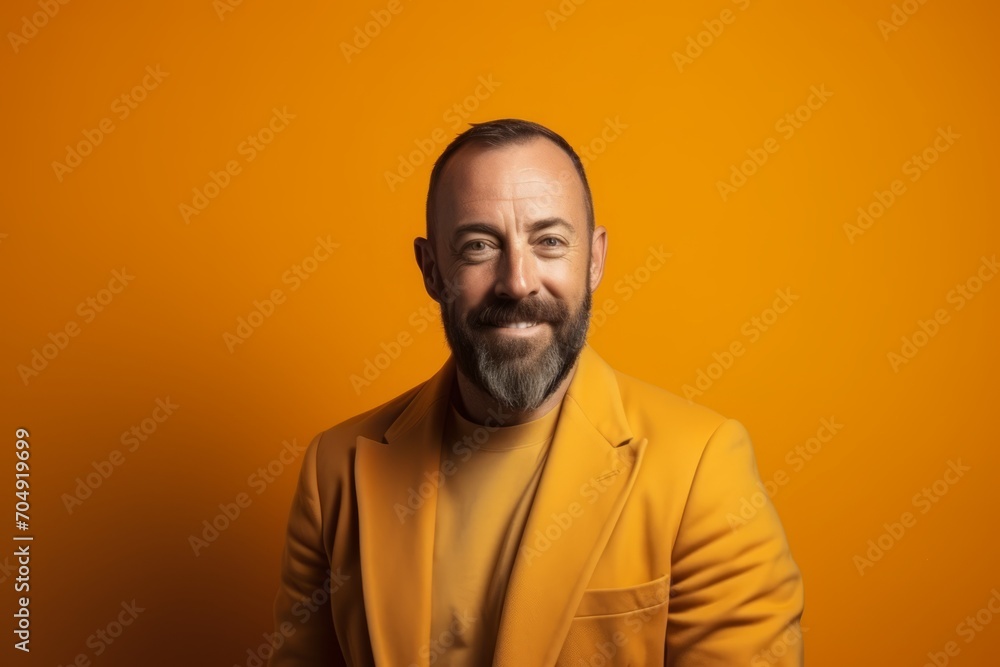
<box><xmin>422</xmin><ymin>137</ymin><xmax>604</xmax><ymax>413</ymax></box>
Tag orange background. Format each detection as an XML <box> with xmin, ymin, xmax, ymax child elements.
<box><xmin>2</xmin><ymin>0</ymin><xmax>998</xmax><ymax>665</ymax></box>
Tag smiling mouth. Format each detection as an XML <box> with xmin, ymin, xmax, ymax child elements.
<box><xmin>492</xmin><ymin>321</ymin><xmax>540</xmax><ymax>329</ymax></box>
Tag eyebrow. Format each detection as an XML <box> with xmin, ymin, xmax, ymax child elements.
<box><xmin>451</xmin><ymin>217</ymin><xmax>576</xmax><ymax>240</ymax></box>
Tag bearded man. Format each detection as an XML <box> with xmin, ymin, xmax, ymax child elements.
<box><xmin>267</xmin><ymin>118</ymin><xmax>804</xmax><ymax>666</ymax></box>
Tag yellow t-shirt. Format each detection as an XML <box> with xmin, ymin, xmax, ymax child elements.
<box><xmin>428</xmin><ymin>396</ymin><xmax>562</xmax><ymax>666</ymax></box>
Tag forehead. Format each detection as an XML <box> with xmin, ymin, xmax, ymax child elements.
<box><xmin>434</xmin><ymin>137</ymin><xmax>586</xmax><ymax>231</ymax></box>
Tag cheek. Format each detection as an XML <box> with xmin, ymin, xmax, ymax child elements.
<box><xmin>542</xmin><ymin>262</ymin><xmax>587</xmax><ymax>297</ymax></box>
<box><xmin>448</xmin><ymin>266</ymin><xmax>493</xmax><ymax>307</ymax></box>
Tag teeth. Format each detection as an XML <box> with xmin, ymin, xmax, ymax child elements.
<box><xmin>499</xmin><ymin>321</ymin><xmax>536</xmax><ymax>329</ymax></box>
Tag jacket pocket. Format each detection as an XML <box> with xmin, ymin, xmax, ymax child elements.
<box><xmin>558</xmin><ymin>574</ymin><xmax>671</xmax><ymax>666</ymax></box>
<box><xmin>573</xmin><ymin>572</ymin><xmax>670</xmax><ymax>618</ymax></box>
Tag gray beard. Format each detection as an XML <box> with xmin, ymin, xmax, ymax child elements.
<box><xmin>440</xmin><ymin>287</ymin><xmax>592</xmax><ymax>413</ymax></box>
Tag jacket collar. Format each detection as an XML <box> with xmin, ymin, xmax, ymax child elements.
<box><xmin>355</xmin><ymin>343</ymin><xmax>646</xmax><ymax>666</ymax></box>
<box><xmin>383</xmin><ymin>342</ymin><xmax>634</xmax><ymax>447</ymax></box>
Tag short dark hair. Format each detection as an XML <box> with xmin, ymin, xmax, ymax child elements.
<box><xmin>425</xmin><ymin>118</ymin><xmax>594</xmax><ymax>246</ymax></box>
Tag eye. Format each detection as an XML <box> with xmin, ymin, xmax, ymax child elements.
<box><xmin>461</xmin><ymin>239</ymin><xmax>496</xmax><ymax>257</ymax></box>
<box><xmin>539</xmin><ymin>236</ymin><xmax>565</xmax><ymax>248</ymax></box>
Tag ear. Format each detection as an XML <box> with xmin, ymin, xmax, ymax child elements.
<box><xmin>414</xmin><ymin>236</ymin><xmax>443</xmax><ymax>302</ymax></box>
<box><xmin>588</xmin><ymin>225</ymin><xmax>608</xmax><ymax>292</ymax></box>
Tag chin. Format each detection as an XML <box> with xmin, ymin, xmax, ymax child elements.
<box><xmin>485</xmin><ymin>336</ymin><xmax>546</xmax><ymax>359</ymax></box>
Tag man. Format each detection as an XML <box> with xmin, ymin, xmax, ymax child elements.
<box><xmin>268</xmin><ymin>119</ymin><xmax>804</xmax><ymax>666</ymax></box>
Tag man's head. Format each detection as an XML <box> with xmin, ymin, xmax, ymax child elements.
<box><xmin>414</xmin><ymin>119</ymin><xmax>608</xmax><ymax>414</ymax></box>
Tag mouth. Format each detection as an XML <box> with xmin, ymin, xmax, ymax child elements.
<box><xmin>483</xmin><ymin>320</ymin><xmax>549</xmax><ymax>336</ymax></box>
<box><xmin>493</xmin><ymin>321</ymin><xmax>540</xmax><ymax>329</ymax></box>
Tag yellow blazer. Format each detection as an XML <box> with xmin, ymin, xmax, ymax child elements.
<box><xmin>269</xmin><ymin>343</ymin><xmax>804</xmax><ymax>666</ymax></box>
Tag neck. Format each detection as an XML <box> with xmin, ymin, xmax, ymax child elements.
<box><xmin>451</xmin><ymin>361</ymin><xmax>579</xmax><ymax>426</ymax></box>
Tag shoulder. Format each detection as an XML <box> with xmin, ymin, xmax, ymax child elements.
<box><xmin>608</xmin><ymin>365</ymin><xmax>749</xmax><ymax>487</ymax></box>
<box><xmin>612</xmin><ymin>366</ymin><xmax>730</xmax><ymax>443</ymax></box>
<box><xmin>308</xmin><ymin>379</ymin><xmax>426</xmax><ymax>473</ymax></box>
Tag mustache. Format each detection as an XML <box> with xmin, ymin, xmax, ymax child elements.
<box><xmin>471</xmin><ymin>297</ymin><xmax>569</xmax><ymax>327</ymax></box>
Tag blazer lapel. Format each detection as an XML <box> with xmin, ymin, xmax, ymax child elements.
<box><xmin>492</xmin><ymin>344</ymin><xmax>647</xmax><ymax>667</ymax></box>
<box><xmin>354</xmin><ymin>354</ymin><xmax>456</xmax><ymax>667</ymax></box>
<box><xmin>353</xmin><ymin>344</ymin><xmax>644</xmax><ymax>667</ymax></box>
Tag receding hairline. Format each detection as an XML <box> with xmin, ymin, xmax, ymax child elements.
<box><xmin>426</xmin><ymin>134</ymin><xmax>594</xmax><ymax>246</ymax></box>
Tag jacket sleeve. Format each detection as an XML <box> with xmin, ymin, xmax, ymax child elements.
<box><xmin>268</xmin><ymin>433</ymin><xmax>346</xmax><ymax>667</ymax></box>
<box><xmin>665</xmin><ymin>419</ymin><xmax>805</xmax><ymax>666</ymax></box>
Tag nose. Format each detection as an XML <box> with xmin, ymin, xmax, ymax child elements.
<box><xmin>494</xmin><ymin>240</ymin><xmax>540</xmax><ymax>301</ymax></box>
